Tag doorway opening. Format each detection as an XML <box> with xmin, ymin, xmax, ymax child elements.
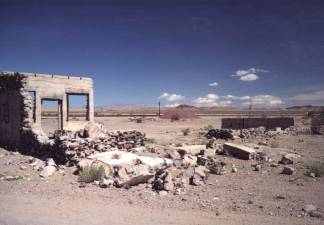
<box><xmin>41</xmin><ymin>99</ymin><xmax>62</xmax><ymax>137</ymax></box>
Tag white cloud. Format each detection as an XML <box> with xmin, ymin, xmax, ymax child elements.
<box><xmin>165</xmin><ymin>103</ymin><xmax>180</xmax><ymax>108</ymax></box>
<box><xmin>158</xmin><ymin>93</ymin><xmax>185</xmax><ymax>102</ymax></box>
<box><xmin>288</xmin><ymin>90</ymin><xmax>324</xmax><ymax>101</ymax></box>
<box><xmin>167</xmin><ymin>94</ymin><xmax>185</xmax><ymax>102</ymax></box>
<box><xmin>219</xmin><ymin>100</ymin><xmax>232</xmax><ymax>106</ymax></box>
<box><xmin>208</xmin><ymin>82</ymin><xmax>219</xmax><ymax>87</ymax></box>
<box><xmin>158</xmin><ymin>93</ymin><xmax>169</xmax><ymax>99</ymax></box>
<box><xmin>240</xmin><ymin>73</ymin><xmax>259</xmax><ymax>81</ymax></box>
<box><xmin>232</xmin><ymin>68</ymin><xmax>268</xmax><ymax>82</ymax></box>
<box><xmin>193</xmin><ymin>93</ymin><xmax>282</xmax><ymax>107</ymax></box>
<box><xmin>242</xmin><ymin>95</ymin><xmax>283</xmax><ymax>106</ymax></box>
<box><xmin>192</xmin><ymin>93</ymin><xmax>227</xmax><ymax>107</ymax></box>
<box><xmin>206</xmin><ymin>93</ymin><xmax>219</xmax><ymax>100</ymax></box>
<box><xmin>223</xmin><ymin>95</ymin><xmax>251</xmax><ymax>100</ymax></box>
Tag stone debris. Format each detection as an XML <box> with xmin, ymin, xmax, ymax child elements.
<box><xmin>205</xmin><ymin>129</ymin><xmax>233</xmax><ymax>140</ymax></box>
<box><xmin>303</xmin><ymin>204</ymin><xmax>323</xmax><ymax>217</ymax></box>
<box><xmin>190</xmin><ymin>166</ymin><xmax>209</xmax><ymax>186</ymax></box>
<box><xmin>39</xmin><ymin>165</ymin><xmax>56</xmax><ymax>178</ymax></box>
<box><xmin>176</xmin><ymin>145</ymin><xmax>206</xmax><ymax>156</ymax></box>
<box><xmin>236</xmin><ymin>126</ymin><xmax>287</xmax><ymax>139</ymax></box>
<box><xmin>254</xmin><ymin>164</ymin><xmax>262</xmax><ymax>171</ymax></box>
<box><xmin>153</xmin><ymin>168</ymin><xmax>189</xmax><ymax>194</ymax></box>
<box><xmin>279</xmin><ymin>154</ymin><xmax>296</xmax><ymax>165</ymax></box>
<box><xmin>223</xmin><ymin>143</ymin><xmax>256</xmax><ymax>160</ymax></box>
<box><xmin>2</xmin><ymin>175</ymin><xmax>24</xmax><ymax>181</ymax></box>
<box><xmin>231</xmin><ymin>165</ymin><xmax>238</xmax><ymax>173</ymax></box>
<box><xmin>282</xmin><ymin>166</ymin><xmax>294</xmax><ymax>175</ymax></box>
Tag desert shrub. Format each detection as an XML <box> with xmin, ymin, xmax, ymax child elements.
<box><xmin>146</xmin><ymin>138</ymin><xmax>156</xmax><ymax>144</ymax></box>
<box><xmin>307</xmin><ymin>161</ymin><xmax>324</xmax><ymax>177</ymax></box>
<box><xmin>182</xmin><ymin>128</ymin><xmax>190</xmax><ymax>136</ymax></box>
<box><xmin>204</xmin><ymin>125</ymin><xmax>214</xmax><ymax>130</ymax></box>
<box><xmin>270</xmin><ymin>140</ymin><xmax>279</xmax><ymax>148</ymax></box>
<box><xmin>175</xmin><ymin>143</ymin><xmax>182</xmax><ymax>147</ymax></box>
<box><xmin>170</xmin><ymin>113</ymin><xmax>180</xmax><ymax>122</ymax></box>
<box><xmin>78</xmin><ymin>165</ymin><xmax>105</xmax><ymax>183</ymax></box>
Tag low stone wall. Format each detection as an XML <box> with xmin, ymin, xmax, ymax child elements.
<box><xmin>221</xmin><ymin>117</ymin><xmax>294</xmax><ymax>130</ymax></box>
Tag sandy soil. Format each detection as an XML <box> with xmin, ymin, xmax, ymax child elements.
<box><xmin>0</xmin><ymin>116</ymin><xmax>323</xmax><ymax>225</ymax></box>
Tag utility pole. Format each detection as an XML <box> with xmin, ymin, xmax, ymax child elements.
<box><xmin>248</xmin><ymin>100</ymin><xmax>252</xmax><ymax>118</ymax></box>
<box><xmin>158</xmin><ymin>101</ymin><xmax>161</xmax><ymax>117</ymax></box>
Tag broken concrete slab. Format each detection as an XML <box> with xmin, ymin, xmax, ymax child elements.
<box><xmin>223</xmin><ymin>143</ymin><xmax>256</xmax><ymax>160</ymax></box>
<box><xmin>90</xmin><ymin>151</ymin><xmax>173</xmax><ymax>168</ymax></box>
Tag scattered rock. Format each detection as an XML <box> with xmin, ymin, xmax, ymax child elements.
<box><xmin>39</xmin><ymin>166</ymin><xmax>56</xmax><ymax>178</ymax></box>
<box><xmin>20</xmin><ymin>165</ymin><xmax>27</xmax><ymax>170</ymax></box>
<box><xmin>159</xmin><ymin>190</ymin><xmax>168</xmax><ymax>196</ymax></box>
<box><xmin>310</xmin><ymin>211</ymin><xmax>323</xmax><ymax>218</ymax></box>
<box><xmin>309</xmin><ymin>172</ymin><xmax>316</xmax><ymax>178</ymax></box>
<box><xmin>3</xmin><ymin>175</ymin><xmax>23</xmax><ymax>181</ymax></box>
<box><xmin>79</xmin><ymin>182</ymin><xmax>86</xmax><ymax>188</ymax></box>
<box><xmin>303</xmin><ymin>204</ymin><xmax>317</xmax><ymax>214</ymax></box>
<box><xmin>279</xmin><ymin>154</ymin><xmax>295</xmax><ymax>165</ymax></box>
<box><xmin>231</xmin><ymin>165</ymin><xmax>238</xmax><ymax>173</ymax></box>
<box><xmin>46</xmin><ymin>158</ymin><xmax>56</xmax><ymax>167</ymax></box>
<box><xmin>176</xmin><ymin>145</ymin><xmax>206</xmax><ymax>156</ymax></box>
<box><xmin>282</xmin><ymin>166</ymin><xmax>294</xmax><ymax>175</ymax></box>
<box><xmin>255</xmin><ymin>164</ymin><xmax>262</xmax><ymax>171</ymax></box>
<box><xmin>99</xmin><ymin>176</ymin><xmax>114</xmax><ymax>188</ymax></box>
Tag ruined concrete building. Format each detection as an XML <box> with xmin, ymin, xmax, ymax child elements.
<box><xmin>0</xmin><ymin>71</ymin><xmax>94</xmax><ymax>155</ymax></box>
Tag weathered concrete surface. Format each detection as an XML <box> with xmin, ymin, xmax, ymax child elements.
<box><xmin>223</xmin><ymin>143</ymin><xmax>256</xmax><ymax>160</ymax></box>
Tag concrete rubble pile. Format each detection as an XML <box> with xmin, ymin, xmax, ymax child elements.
<box><xmin>51</xmin><ymin>123</ymin><xmax>147</xmax><ymax>164</ymax></box>
<box><xmin>204</xmin><ymin>127</ymin><xmax>291</xmax><ymax>142</ymax></box>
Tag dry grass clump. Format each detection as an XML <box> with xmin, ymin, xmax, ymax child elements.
<box><xmin>182</xmin><ymin>128</ymin><xmax>190</xmax><ymax>136</ymax></box>
<box><xmin>78</xmin><ymin>165</ymin><xmax>105</xmax><ymax>183</ymax></box>
<box><xmin>170</xmin><ymin>113</ymin><xmax>180</xmax><ymax>122</ymax></box>
<box><xmin>146</xmin><ymin>138</ymin><xmax>156</xmax><ymax>144</ymax></box>
<box><xmin>204</xmin><ymin>125</ymin><xmax>214</xmax><ymax>130</ymax></box>
<box><xmin>270</xmin><ymin>140</ymin><xmax>280</xmax><ymax>148</ymax></box>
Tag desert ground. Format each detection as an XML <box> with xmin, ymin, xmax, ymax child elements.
<box><xmin>0</xmin><ymin>116</ymin><xmax>324</xmax><ymax>225</ymax></box>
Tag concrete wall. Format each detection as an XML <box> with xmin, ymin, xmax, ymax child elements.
<box><xmin>24</xmin><ymin>73</ymin><xmax>94</xmax><ymax>131</ymax></box>
<box><xmin>221</xmin><ymin>117</ymin><xmax>294</xmax><ymax>130</ymax></box>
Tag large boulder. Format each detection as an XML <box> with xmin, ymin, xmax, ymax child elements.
<box><xmin>84</xmin><ymin>123</ymin><xmax>105</xmax><ymax>139</ymax></box>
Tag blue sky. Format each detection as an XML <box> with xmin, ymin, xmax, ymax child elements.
<box><xmin>1</xmin><ymin>0</ymin><xmax>324</xmax><ymax>108</ymax></box>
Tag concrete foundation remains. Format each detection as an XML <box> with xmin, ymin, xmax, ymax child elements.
<box><xmin>221</xmin><ymin>117</ymin><xmax>294</xmax><ymax>130</ymax></box>
<box><xmin>0</xmin><ymin>72</ymin><xmax>94</xmax><ymax>155</ymax></box>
